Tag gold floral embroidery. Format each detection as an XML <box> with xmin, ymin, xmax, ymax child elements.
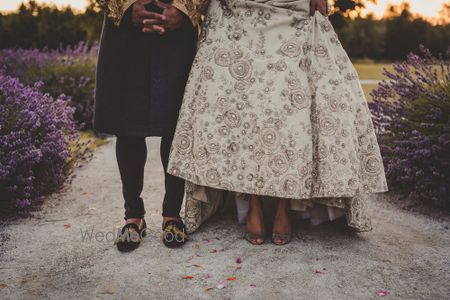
<box><xmin>105</xmin><ymin>0</ymin><xmax>136</xmax><ymax>26</ymax></box>
<box><xmin>172</xmin><ymin>0</ymin><xmax>210</xmax><ymax>28</ymax></box>
<box><xmin>167</xmin><ymin>0</ymin><xmax>388</xmax><ymax>233</ymax></box>
<box><xmin>103</xmin><ymin>0</ymin><xmax>209</xmax><ymax>27</ymax></box>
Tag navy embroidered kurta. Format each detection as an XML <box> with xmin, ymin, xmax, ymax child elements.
<box><xmin>94</xmin><ymin>10</ymin><xmax>198</xmax><ymax>136</ymax></box>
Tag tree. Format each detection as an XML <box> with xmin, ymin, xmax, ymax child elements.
<box><xmin>383</xmin><ymin>3</ymin><xmax>450</xmax><ymax>60</ymax></box>
<box><xmin>0</xmin><ymin>0</ymin><xmax>103</xmax><ymax>49</ymax></box>
<box><xmin>338</xmin><ymin>14</ymin><xmax>385</xmax><ymax>59</ymax></box>
<box><xmin>330</xmin><ymin>0</ymin><xmax>377</xmax><ymax>28</ymax></box>
<box><xmin>438</xmin><ymin>2</ymin><xmax>450</xmax><ymax>25</ymax></box>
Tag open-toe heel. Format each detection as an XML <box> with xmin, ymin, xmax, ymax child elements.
<box><xmin>243</xmin><ymin>229</ymin><xmax>265</xmax><ymax>245</ymax></box>
<box><xmin>271</xmin><ymin>232</ymin><xmax>292</xmax><ymax>246</ymax></box>
<box><xmin>272</xmin><ymin>208</ymin><xmax>292</xmax><ymax>246</ymax></box>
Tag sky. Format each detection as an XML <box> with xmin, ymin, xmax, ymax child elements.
<box><xmin>0</xmin><ymin>0</ymin><xmax>448</xmax><ymax>18</ymax></box>
<box><xmin>363</xmin><ymin>0</ymin><xmax>446</xmax><ymax>18</ymax></box>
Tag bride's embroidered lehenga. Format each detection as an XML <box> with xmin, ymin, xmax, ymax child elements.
<box><xmin>167</xmin><ymin>0</ymin><xmax>388</xmax><ymax>233</ymax></box>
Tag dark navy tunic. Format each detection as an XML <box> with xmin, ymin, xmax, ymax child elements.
<box><xmin>94</xmin><ymin>12</ymin><xmax>197</xmax><ymax>137</ymax></box>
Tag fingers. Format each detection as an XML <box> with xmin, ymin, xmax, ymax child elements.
<box><xmin>142</xmin><ymin>25</ymin><xmax>165</xmax><ymax>34</ymax></box>
<box><xmin>132</xmin><ymin>1</ymin><xmax>166</xmax><ymax>28</ymax></box>
<box><xmin>318</xmin><ymin>0</ymin><xmax>327</xmax><ymax>16</ymax></box>
<box><xmin>137</xmin><ymin>10</ymin><xmax>166</xmax><ymax>33</ymax></box>
<box><xmin>142</xmin><ymin>19</ymin><xmax>165</xmax><ymax>34</ymax></box>
<box><xmin>310</xmin><ymin>0</ymin><xmax>328</xmax><ymax>16</ymax></box>
<box><xmin>138</xmin><ymin>10</ymin><xmax>166</xmax><ymax>22</ymax></box>
<box><xmin>142</xmin><ymin>19</ymin><xmax>163</xmax><ymax>26</ymax></box>
<box><xmin>154</xmin><ymin>0</ymin><xmax>171</xmax><ymax>10</ymax></box>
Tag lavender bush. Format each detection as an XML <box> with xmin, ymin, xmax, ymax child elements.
<box><xmin>0</xmin><ymin>74</ymin><xmax>77</xmax><ymax>217</ymax></box>
<box><xmin>370</xmin><ymin>46</ymin><xmax>450</xmax><ymax>208</ymax></box>
<box><xmin>0</xmin><ymin>42</ymin><xmax>98</xmax><ymax>129</ymax></box>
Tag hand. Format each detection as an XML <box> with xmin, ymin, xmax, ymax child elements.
<box><xmin>131</xmin><ymin>0</ymin><xmax>166</xmax><ymax>34</ymax></box>
<box><xmin>143</xmin><ymin>2</ymin><xmax>187</xmax><ymax>33</ymax></box>
<box><xmin>310</xmin><ymin>0</ymin><xmax>328</xmax><ymax>16</ymax></box>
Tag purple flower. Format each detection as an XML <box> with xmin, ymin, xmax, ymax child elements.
<box><xmin>0</xmin><ymin>74</ymin><xmax>77</xmax><ymax>217</ymax></box>
<box><xmin>369</xmin><ymin>46</ymin><xmax>450</xmax><ymax>208</ymax></box>
<box><xmin>0</xmin><ymin>42</ymin><xmax>99</xmax><ymax>129</ymax></box>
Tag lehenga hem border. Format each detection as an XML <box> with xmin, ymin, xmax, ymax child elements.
<box><xmin>172</xmin><ymin>171</ymin><xmax>388</xmax><ymax>201</ymax></box>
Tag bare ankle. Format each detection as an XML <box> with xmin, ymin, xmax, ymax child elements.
<box><xmin>126</xmin><ymin>218</ymin><xmax>142</xmax><ymax>224</ymax></box>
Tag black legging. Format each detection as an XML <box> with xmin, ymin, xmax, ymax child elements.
<box><xmin>115</xmin><ymin>136</ymin><xmax>185</xmax><ymax>220</ymax></box>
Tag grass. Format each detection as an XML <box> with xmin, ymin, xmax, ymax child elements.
<box><xmin>354</xmin><ymin>63</ymin><xmax>393</xmax><ymax>100</ymax></box>
<box><xmin>78</xmin><ymin>131</ymin><xmax>109</xmax><ymax>149</ymax></box>
<box><xmin>67</xmin><ymin>131</ymin><xmax>109</xmax><ymax>170</ymax></box>
<box><xmin>361</xmin><ymin>84</ymin><xmax>379</xmax><ymax>100</ymax></box>
<box><xmin>354</xmin><ymin>63</ymin><xmax>392</xmax><ymax>80</ymax></box>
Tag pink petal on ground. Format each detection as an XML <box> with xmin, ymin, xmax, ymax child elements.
<box><xmin>377</xmin><ymin>289</ymin><xmax>390</xmax><ymax>297</ymax></box>
<box><xmin>216</xmin><ymin>281</ymin><xmax>228</xmax><ymax>289</ymax></box>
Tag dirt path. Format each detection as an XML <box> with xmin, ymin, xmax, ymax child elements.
<box><xmin>1</xmin><ymin>138</ymin><xmax>449</xmax><ymax>299</ymax></box>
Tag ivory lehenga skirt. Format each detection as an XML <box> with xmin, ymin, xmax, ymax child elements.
<box><xmin>167</xmin><ymin>0</ymin><xmax>389</xmax><ymax>233</ymax></box>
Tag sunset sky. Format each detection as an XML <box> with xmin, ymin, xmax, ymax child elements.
<box><xmin>0</xmin><ymin>0</ymin><xmax>448</xmax><ymax>18</ymax></box>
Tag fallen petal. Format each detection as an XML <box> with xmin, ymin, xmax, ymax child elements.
<box><xmin>377</xmin><ymin>289</ymin><xmax>390</xmax><ymax>297</ymax></box>
<box><xmin>216</xmin><ymin>281</ymin><xmax>228</xmax><ymax>289</ymax></box>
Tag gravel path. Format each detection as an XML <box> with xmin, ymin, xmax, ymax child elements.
<box><xmin>1</xmin><ymin>138</ymin><xmax>449</xmax><ymax>300</ymax></box>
